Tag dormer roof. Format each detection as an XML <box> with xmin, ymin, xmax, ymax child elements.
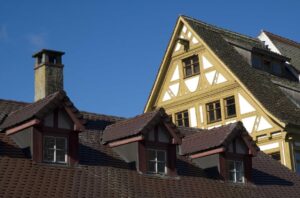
<box><xmin>0</xmin><ymin>91</ymin><xmax>84</xmax><ymax>131</ymax></box>
<box><xmin>102</xmin><ymin>108</ymin><xmax>182</xmax><ymax>144</ymax></box>
<box><xmin>181</xmin><ymin>122</ymin><xmax>259</xmax><ymax>156</ymax></box>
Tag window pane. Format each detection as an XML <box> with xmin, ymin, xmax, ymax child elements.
<box><xmin>215</xmin><ymin>102</ymin><xmax>220</xmax><ymax>109</ymax></box>
<box><xmin>185</xmin><ymin>66</ymin><xmax>192</xmax><ymax>77</ymax></box>
<box><xmin>157</xmin><ymin>151</ymin><xmax>165</xmax><ymax>161</ymax></box>
<box><xmin>236</xmin><ymin>172</ymin><xmax>244</xmax><ymax>183</ymax></box>
<box><xmin>148</xmin><ymin>150</ymin><xmax>156</xmax><ymax>161</ymax></box>
<box><xmin>236</xmin><ymin>161</ymin><xmax>243</xmax><ymax>171</ymax></box>
<box><xmin>208</xmin><ymin>111</ymin><xmax>215</xmax><ymax>122</ymax></box>
<box><xmin>44</xmin><ymin>149</ymin><xmax>54</xmax><ymax>162</ymax></box>
<box><xmin>148</xmin><ymin>161</ymin><xmax>156</xmax><ymax>172</ymax></box>
<box><xmin>157</xmin><ymin>162</ymin><xmax>166</xmax><ymax>173</ymax></box>
<box><xmin>56</xmin><ymin>138</ymin><xmax>66</xmax><ymax>150</ymax></box>
<box><xmin>184</xmin><ymin>118</ymin><xmax>189</xmax><ymax>127</ymax></box>
<box><xmin>193</xmin><ymin>63</ymin><xmax>200</xmax><ymax>74</ymax></box>
<box><xmin>228</xmin><ymin>161</ymin><xmax>235</xmax><ymax>171</ymax></box>
<box><xmin>56</xmin><ymin>150</ymin><xmax>66</xmax><ymax>162</ymax></box>
<box><xmin>270</xmin><ymin>152</ymin><xmax>281</xmax><ymax>161</ymax></box>
<box><xmin>177</xmin><ymin>120</ymin><xmax>183</xmax><ymax>126</ymax></box>
<box><xmin>44</xmin><ymin>137</ymin><xmax>55</xmax><ymax>149</ymax></box>
<box><xmin>227</xmin><ymin>105</ymin><xmax>236</xmax><ymax>117</ymax></box>
<box><xmin>229</xmin><ymin>171</ymin><xmax>235</xmax><ymax>182</ymax></box>
<box><xmin>216</xmin><ymin>108</ymin><xmax>222</xmax><ymax>120</ymax></box>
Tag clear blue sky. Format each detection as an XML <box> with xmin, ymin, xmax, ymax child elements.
<box><xmin>0</xmin><ymin>0</ymin><xmax>299</xmax><ymax>117</ymax></box>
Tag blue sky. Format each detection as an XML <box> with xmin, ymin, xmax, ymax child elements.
<box><xmin>0</xmin><ymin>0</ymin><xmax>299</xmax><ymax>117</ymax></box>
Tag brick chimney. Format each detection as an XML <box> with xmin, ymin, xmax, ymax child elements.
<box><xmin>32</xmin><ymin>49</ymin><xmax>65</xmax><ymax>101</ymax></box>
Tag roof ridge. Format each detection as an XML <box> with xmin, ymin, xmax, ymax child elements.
<box><xmin>181</xmin><ymin>15</ymin><xmax>259</xmax><ymax>43</ymax></box>
<box><xmin>80</xmin><ymin>111</ymin><xmax>125</xmax><ymax>120</ymax></box>
<box><xmin>263</xmin><ymin>30</ymin><xmax>300</xmax><ymax>49</ymax></box>
<box><xmin>105</xmin><ymin>109</ymin><xmax>160</xmax><ymax>129</ymax></box>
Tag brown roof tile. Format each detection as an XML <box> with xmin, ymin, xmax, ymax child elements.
<box><xmin>1</xmin><ymin>129</ymin><xmax>300</xmax><ymax>197</ymax></box>
<box><xmin>102</xmin><ymin>108</ymin><xmax>169</xmax><ymax>143</ymax></box>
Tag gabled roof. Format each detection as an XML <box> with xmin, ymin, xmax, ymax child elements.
<box><xmin>263</xmin><ymin>30</ymin><xmax>300</xmax><ymax>72</ymax></box>
<box><xmin>102</xmin><ymin>108</ymin><xmax>181</xmax><ymax>143</ymax></box>
<box><xmin>0</xmin><ymin>91</ymin><xmax>83</xmax><ymax>130</ymax></box>
<box><xmin>145</xmin><ymin>15</ymin><xmax>300</xmax><ymax>126</ymax></box>
<box><xmin>180</xmin><ymin>122</ymin><xmax>259</xmax><ymax>155</ymax></box>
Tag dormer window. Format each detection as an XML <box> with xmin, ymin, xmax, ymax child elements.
<box><xmin>182</xmin><ymin>55</ymin><xmax>200</xmax><ymax>78</ymax></box>
<box><xmin>228</xmin><ymin>160</ymin><xmax>244</xmax><ymax>183</ymax></box>
<box><xmin>43</xmin><ymin>136</ymin><xmax>67</xmax><ymax>164</ymax></box>
<box><xmin>147</xmin><ymin>149</ymin><xmax>167</xmax><ymax>174</ymax></box>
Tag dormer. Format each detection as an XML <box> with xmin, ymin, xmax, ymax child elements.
<box><xmin>180</xmin><ymin>122</ymin><xmax>259</xmax><ymax>183</ymax></box>
<box><xmin>102</xmin><ymin>108</ymin><xmax>182</xmax><ymax>176</ymax></box>
<box><xmin>0</xmin><ymin>91</ymin><xmax>84</xmax><ymax>166</ymax></box>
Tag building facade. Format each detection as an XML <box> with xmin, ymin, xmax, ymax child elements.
<box><xmin>145</xmin><ymin>16</ymin><xmax>300</xmax><ymax>172</ymax></box>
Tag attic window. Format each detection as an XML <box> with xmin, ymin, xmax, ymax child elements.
<box><xmin>147</xmin><ymin>149</ymin><xmax>167</xmax><ymax>174</ymax></box>
<box><xmin>175</xmin><ymin>110</ymin><xmax>189</xmax><ymax>127</ymax></box>
<box><xmin>206</xmin><ymin>101</ymin><xmax>222</xmax><ymax>123</ymax></box>
<box><xmin>43</xmin><ymin>136</ymin><xmax>67</xmax><ymax>164</ymax></box>
<box><xmin>228</xmin><ymin>160</ymin><xmax>244</xmax><ymax>183</ymax></box>
<box><xmin>182</xmin><ymin>55</ymin><xmax>200</xmax><ymax>78</ymax></box>
<box><xmin>224</xmin><ymin>96</ymin><xmax>236</xmax><ymax>119</ymax></box>
<box><xmin>48</xmin><ymin>55</ymin><xmax>58</xmax><ymax>64</ymax></box>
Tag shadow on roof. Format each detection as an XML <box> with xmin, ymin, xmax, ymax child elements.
<box><xmin>252</xmin><ymin>168</ymin><xmax>294</xmax><ymax>186</ymax></box>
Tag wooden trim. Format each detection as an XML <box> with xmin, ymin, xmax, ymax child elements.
<box><xmin>40</xmin><ymin>126</ymin><xmax>73</xmax><ymax>134</ymax></box>
<box><xmin>108</xmin><ymin>135</ymin><xmax>144</xmax><ymax>147</ymax></box>
<box><xmin>163</xmin><ymin>122</ymin><xmax>182</xmax><ymax>144</ymax></box>
<box><xmin>6</xmin><ymin>119</ymin><xmax>40</xmax><ymax>135</ymax></box>
<box><xmin>190</xmin><ymin>147</ymin><xmax>225</xmax><ymax>159</ymax></box>
<box><xmin>64</xmin><ymin>106</ymin><xmax>84</xmax><ymax>131</ymax></box>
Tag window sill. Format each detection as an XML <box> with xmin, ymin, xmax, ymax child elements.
<box><xmin>183</xmin><ymin>73</ymin><xmax>200</xmax><ymax>80</ymax></box>
<box><xmin>225</xmin><ymin>115</ymin><xmax>237</xmax><ymax>120</ymax></box>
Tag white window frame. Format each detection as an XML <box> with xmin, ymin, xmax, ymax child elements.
<box><xmin>147</xmin><ymin>149</ymin><xmax>167</xmax><ymax>174</ymax></box>
<box><xmin>43</xmin><ymin>136</ymin><xmax>68</xmax><ymax>164</ymax></box>
<box><xmin>228</xmin><ymin>160</ymin><xmax>244</xmax><ymax>183</ymax></box>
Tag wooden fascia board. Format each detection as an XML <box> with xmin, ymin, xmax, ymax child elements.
<box><xmin>180</xmin><ymin>17</ymin><xmax>286</xmax><ymax>128</ymax></box>
<box><xmin>189</xmin><ymin>147</ymin><xmax>226</xmax><ymax>159</ymax></box>
<box><xmin>64</xmin><ymin>106</ymin><xmax>85</xmax><ymax>131</ymax></box>
<box><xmin>241</xmin><ymin>135</ymin><xmax>258</xmax><ymax>156</ymax></box>
<box><xmin>163</xmin><ymin>122</ymin><xmax>182</xmax><ymax>144</ymax></box>
<box><xmin>144</xmin><ymin>17</ymin><xmax>184</xmax><ymax>112</ymax></box>
<box><xmin>108</xmin><ymin>135</ymin><xmax>144</xmax><ymax>147</ymax></box>
<box><xmin>6</xmin><ymin>119</ymin><xmax>40</xmax><ymax>135</ymax></box>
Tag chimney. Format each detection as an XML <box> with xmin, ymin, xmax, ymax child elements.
<box><xmin>32</xmin><ymin>49</ymin><xmax>65</xmax><ymax>101</ymax></box>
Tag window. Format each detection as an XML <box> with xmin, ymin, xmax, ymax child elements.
<box><xmin>224</xmin><ymin>96</ymin><xmax>236</xmax><ymax>119</ymax></box>
<box><xmin>43</xmin><ymin>136</ymin><xmax>67</xmax><ymax>164</ymax></box>
<box><xmin>228</xmin><ymin>160</ymin><xmax>244</xmax><ymax>183</ymax></box>
<box><xmin>295</xmin><ymin>151</ymin><xmax>300</xmax><ymax>174</ymax></box>
<box><xmin>147</xmin><ymin>149</ymin><xmax>167</xmax><ymax>174</ymax></box>
<box><xmin>182</xmin><ymin>55</ymin><xmax>200</xmax><ymax>78</ymax></box>
<box><xmin>270</xmin><ymin>152</ymin><xmax>281</xmax><ymax>161</ymax></box>
<box><xmin>206</xmin><ymin>101</ymin><xmax>222</xmax><ymax>123</ymax></box>
<box><xmin>175</xmin><ymin>110</ymin><xmax>189</xmax><ymax>127</ymax></box>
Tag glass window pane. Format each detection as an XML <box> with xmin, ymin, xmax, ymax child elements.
<box><xmin>229</xmin><ymin>171</ymin><xmax>235</xmax><ymax>182</ymax></box>
<box><xmin>56</xmin><ymin>138</ymin><xmax>66</xmax><ymax>150</ymax></box>
<box><xmin>236</xmin><ymin>172</ymin><xmax>244</xmax><ymax>183</ymax></box>
<box><xmin>44</xmin><ymin>137</ymin><xmax>55</xmax><ymax>149</ymax></box>
<box><xmin>185</xmin><ymin>66</ymin><xmax>192</xmax><ymax>77</ymax></box>
<box><xmin>157</xmin><ymin>162</ymin><xmax>166</xmax><ymax>173</ymax></box>
<box><xmin>148</xmin><ymin>150</ymin><xmax>156</xmax><ymax>161</ymax></box>
<box><xmin>184</xmin><ymin>118</ymin><xmax>189</xmax><ymax>127</ymax></box>
<box><xmin>56</xmin><ymin>150</ymin><xmax>66</xmax><ymax>162</ymax></box>
<box><xmin>215</xmin><ymin>102</ymin><xmax>220</xmax><ymax>108</ymax></box>
<box><xmin>227</xmin><ymin>105</ymin><xmax>236</xmax><ymax>117</ymax></box>
<box><xmin>44</xmin><ymin>149</ymin><xmax>54</xmax><ymax>162</ymax></box>
<box><xmin>216</xmin><ymin>109</ymin><xmax>222</xmax><ymax>120</ymax></box>
<box><xmin>236</xmin><ymin>161</ymin><xmax>243</xmax><ymax>171</ymax></box>
<box><xmin>209</xmin><ymin>111</ymin><xmax>215</xmax><ymax>122</ymax></box>
<box><xmin>193</xmin><ymin>63</ymin><xmax>200</xmax><ymax>74</ymax></box>
<box><xmin>228</xmin><ymin>161</ymin><xmax>235</xmax><ymax>171</ymax></box>
<box><xmin>157</xmin><ymin>151</ymin><xmax>165</xmax><ymax>161</ymax></box>
<box><xmin>177</xmin><ymin>120</ymin><xmax>183</xmax><ymax>126</ymax></box>
<box><xmin>148</xmin><ymin>161</ymin><xmax>156</xmax><ymax>172</ymax></box>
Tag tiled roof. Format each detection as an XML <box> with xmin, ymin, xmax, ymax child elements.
<box><xmin>1</xmin><ymin>129</ymin><xmax>300</xmax><ymax>197</ymax></box>
<box><xmin>180</xmin><ymin>122</ymin><xmax>258</xmax><ymax>155</ymax></box>
<box><xmin>0</xmin><ymin>91</ymin><xmax>83</xmax><ymax>129</ymax></box>
<box><xmin>0</xmin><ymin>99</ymin><xmax>28</xmax><ymax>125</ymax></box>
<box><xmin>182</xmin><ymin>16</ymin><xmax>300</xmax><ymax>126</ymax></box>
<box><xmin>264</xmin><ymin>31</ymin><xmax>300</xmax><ymax>71</ymax></box>
<box><xmin>102</xmin><ymin>108</ymin><xmax>176</xmax><ymax>143</ymax></box>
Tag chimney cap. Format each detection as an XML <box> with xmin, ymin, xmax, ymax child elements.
<box><xmin>32</xmin><ymin>49</ymin><xmax>65</xmax><ymax>58</ymax></box>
